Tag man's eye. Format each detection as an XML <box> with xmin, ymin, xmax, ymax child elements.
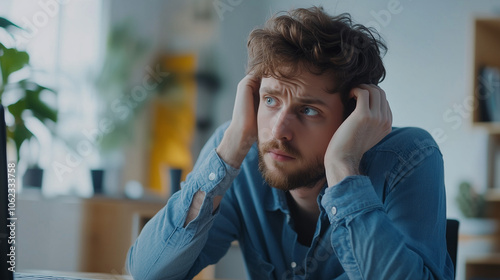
<box><xmin>265</xmin><ymin>97</ymin><xmax>276</xmax><ymax>106</ymax></box>
<box><xmin>302</xmin><ymin>107</ymin><xmax>319</xmax><ymax>116</ymax></box>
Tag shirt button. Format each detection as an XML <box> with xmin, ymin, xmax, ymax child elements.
<box><xmin>331</xmin><ymin>206</ymin><xmax>337</xmax><ymax>216</ymax></box>
<box><xmin>291</xmin><ymin>261</ymin><xmax>297</xmax><ymax>268</ymax></box>
<box><xmin>208</xmin><ymin>172</ymin><xmax>216</xmax><ymax>181</ymax></box>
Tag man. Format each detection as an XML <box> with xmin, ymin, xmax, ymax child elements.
<box><xmin>127</xmin><ymin>6</ymin><xmax>454</xmax><ymax>280</ymax></box>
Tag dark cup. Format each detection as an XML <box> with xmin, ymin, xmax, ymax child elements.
<box><xmin>170</xmin><ymin>168</ymin><xmax>182</xmax><ymax>195</ymax></box>
<box><xmin>91</xmin><ymin>169</ymin><xmax>104</xmax><ymax>195</ymax></box>
<box><xmin>23</xmin><ymin>167</ymin><xmax>44</xmax><ymax>188</ymax></box>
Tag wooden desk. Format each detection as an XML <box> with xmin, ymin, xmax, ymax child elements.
<box><xmin>17</xmin><ymin>270</ymin><xmax>233</xmax><ymax>280</ymax></box>
<box><xmin>18</xmin><ymin>270</ymin><xmax>133</xmax><ymax>279</ymax></box>
<box><xmin>464</xmin><ymin>193</ymin><xmax>500</xmax><ymax>279</ymax></box>
<box><xmin>79</xmin><ymin>195</ymin><xmax>166</xmax><ymax>273</ymax></box>
<box><xmin>465</xmin><ymin>254</ymin><xmax>500</xmax><ymax>280</ymax></box>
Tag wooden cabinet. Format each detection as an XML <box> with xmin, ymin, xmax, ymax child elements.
<box><xmin>78</xmin><ymin>196</ymin><xmax>165</xmax><ymax>273</ymax></box>
<box><xmin>466</xmin><ymin>254</ymin><xmax>500</xmax><ymax>279</ymax></box>
<box><xmin>465</xmin><ymin>195</ymin><xmax>500</xmax><ymax>279</ymax></box>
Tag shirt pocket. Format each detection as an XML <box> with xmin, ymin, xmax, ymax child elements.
<box><xmin>244</xmin><ymin>245</ymin><xmax>275</xmax><ymax>279</ymax></box>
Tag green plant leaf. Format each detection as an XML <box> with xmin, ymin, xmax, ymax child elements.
<box><xmin>7</xmin><ymin>98</ymin><xmax>28</xmax><ymax>156</ymax></box>
<box><xmin>456</xmin><ymin>181</ymin><xmax>486</xmax><ymax>218</ymax></box>
<box><xmin>7</xmin><ymin>97</ymin><xmax>26</xmax><ymax>121</ymax></box>
<box><xmin>18</xmin><ymin>79</ymin><xmax>57</xmax><ymax>123</ymax></box>
<box><xmin>0</xmin><ymin>17</ymin><xmax>21</xmax><ymax>30</ymax></box>
<box><xmin>0</xmin><ymin>43</ymin><xmax>30</xmax><ymax>87</ymax></box>
<box><xmin>26</xmin><ymin>91</ymin><xmax>58</xmax><ymax>123</ymax></box>
<box><xmin>0</xmin><ymin>22</ymin><xmax>58</xmax><ymax>162</ymax></box>
<box><xmin>18</xmin><ymin>79</ymin><xmax>57</xmax><ymax>95</ymax></box>
<box><xmin>6</xmin><ymin>91</ymin><xmax>57</xmax><ymax>157</ymax></box>
<box><xmin>12</xmin><ymin>123</ymin><xmax>33</xmax><ymax>159</ymax></box>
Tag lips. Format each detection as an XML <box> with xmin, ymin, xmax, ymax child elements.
<box><xmin>268</xmin><ymin>149</ymin><xmax>295</xmax><ymax>161</ymax></box>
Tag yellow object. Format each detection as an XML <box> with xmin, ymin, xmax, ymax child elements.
<box><xmin>149</xmin><ymin>54</ymin><xmax>197</xmax><ymax>195</ymax></box>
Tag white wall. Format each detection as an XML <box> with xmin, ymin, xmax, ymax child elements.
<box><xmin>210</xmin><ymin>0</ymin><xmax>271</xmax><ymax>126</ymax></box>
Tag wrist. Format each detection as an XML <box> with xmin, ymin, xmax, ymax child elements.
<box><xmin>325</xmin><ymin>158</ymin><xmax>360</xmax><ymax>187</ymax></box>
<box><xmin>216</xmin><ymin>125</ymin><xmax>256</xmax><ymax>169</ymax></box>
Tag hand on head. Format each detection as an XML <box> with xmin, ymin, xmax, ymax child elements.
<box><xmin>216</xmin><ymin>74</ymin><xmax>261</xmax><ymax>169</ymax></box>
<box><xmin>324</xmin><ymin>84</ymin><xmax>393</xmax><ymax>186</ymax></box>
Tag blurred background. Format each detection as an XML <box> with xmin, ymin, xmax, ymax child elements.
<box><xmin>1</xmin><ymin>0</ymin><xmax>500</xmax><ymax>279</ymax></box>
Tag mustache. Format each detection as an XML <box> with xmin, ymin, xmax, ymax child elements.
<box><xmin>259</xmin><ymin>139</ymin><xmax>301</xmax><ymax>158</ymax></box>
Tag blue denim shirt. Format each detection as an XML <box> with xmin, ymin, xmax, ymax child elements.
<box><xmin>127</xmin><ymin>122</ymin><xmax>454</xmax><ymax>280</ymax></box>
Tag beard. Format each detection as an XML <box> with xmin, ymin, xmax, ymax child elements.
<box><xmin>258</xmin><ymin>139</ymin><xmax>326</xmax><ymax>191</ymax></box>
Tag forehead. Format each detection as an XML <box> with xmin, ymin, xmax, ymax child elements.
<box><xmin>259</xmin><ymin>71</ymin><xmax>336</xmax><ymax>97</ymax></box>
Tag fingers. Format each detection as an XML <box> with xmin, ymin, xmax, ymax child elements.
<box><xmin>233</xmin><ymin>75</ymin><xmax>261</xmax><ymax>122</ymax></box>
<box><xmin>386</xmin><ymin>102</ymin><xmax>393</xmax><ymax>133</ymax></box>
<box><xmin>351</xmin><ymin>84</ymin><xmax>392</xmax><ymax>130</ymax></box>
<box><xmin>367</xmin><ymin>85</ymin><xmax>392</xmax><ymax>131</ymax></box>
<box><xmin>350</xmin><ymin>87</ymin><xmax>369</xmax><ymax>112</ymax></box>
<box><xmin>237</xmin><ymin>74</ymin><xmax>261</xmax><ymax>101</ymax></box>
<box><xmin>243</xmin><ymin>75</ymin><xmax>262</xmax><ymax>115</ymax></box>
<box><xmin>358</xmin><ymin>84</ymin><xmax>381</xmax><ymax>116</ymax></box>
<box><xmin>353</xmin><ymin>84</ymin><xmax>388</xmax><ymax>112</ymax></box>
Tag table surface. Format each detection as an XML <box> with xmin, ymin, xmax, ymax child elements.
<box><xmin>17</xmin><ymin>270</ymin><xmax>231</xmax><ymax>280</ymax></box>
<box><xmin>17</xmin><ymin>270</ymin><xmax>133</xmax><ymax>280</ymax></box>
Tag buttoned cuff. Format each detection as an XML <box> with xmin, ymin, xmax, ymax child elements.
<box><xmin>214</xmin><ymin>152</ymin><xmax>240</xmax><ymax>196</ymax></box>
<box><xmin>187</xmin><ymin>148</ymin><xmax>240</xmax><ymax>197</ymax></box>
<box><xmin>321</xmin><ymin>176</ymin><xmax>383</xmax><ymax>225</ymax></box>
<box><xmin>177</xmin><ymin>148</ymin><xmax>241</xmax><ymax>229</ymax></box>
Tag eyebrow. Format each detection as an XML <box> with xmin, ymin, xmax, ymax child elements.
<box><xmin>260</xmin><ymin>87</ymin><xmax>328</xmax><ymax>106</ymax></box>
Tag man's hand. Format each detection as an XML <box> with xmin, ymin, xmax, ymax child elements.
<box><xmin>216</xmin><ymin>74</ymin><xmax>261</xmax><ymax>169</ymax></box>
<box><xmin>325</xmin><ymin>84</ymin><xmax>392</xmax><ymax>186</ymax></box>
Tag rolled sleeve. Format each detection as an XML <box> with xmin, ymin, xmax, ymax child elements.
<box><xmin>176</xmin><ymin>148</ymin><xmax>240</xmax><ymax>231</ymax></box>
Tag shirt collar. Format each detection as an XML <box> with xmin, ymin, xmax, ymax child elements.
<box><xmin>264</xmin><ymin>182</ymin><xmax>329</xmax><ymax>213</ymax></box>
<box><xmin>264</xmin><ymin>185</ymin><xmax>289</xmax><ymax>213</ymax></box>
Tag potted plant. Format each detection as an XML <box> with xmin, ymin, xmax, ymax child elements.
<box><xmin>0</xmin><ymin>17</ymin><xmax>58</xmax><ymax>188</ymax></box>
<box><xmin>456</xmin><ymin>181</ymin><xmax>497</xmax><ymax>236</ymax></box>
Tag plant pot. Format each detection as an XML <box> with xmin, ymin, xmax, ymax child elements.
<box><xmin>459</xmin><ymin>217</ymin><xmax>498</xmax><ymax>236</ymax></box>
<box><xmin>91</xmin><ymin>169</ymin><xmax>105</xmax><ymax>195</ymax></box>
<box><xmin>23</xmin><ymin>167</ymin><xmax>44</xmax><ymax>188</ymax></box>
<box><xmin>170</xmin><ymin>168</ymin><xmax>182</xmax><ymax>196</ymax></box>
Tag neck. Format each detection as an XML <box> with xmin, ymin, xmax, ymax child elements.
<box><xmin>289</xmin><ymin>178</ymin><xmax>325</xmax><ymax>220</ymax></box>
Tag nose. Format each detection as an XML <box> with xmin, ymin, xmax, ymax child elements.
<box><xmin>272</xmin><ymin>110</ymin><xmax>294</xmax><ymax>141</ymax></box>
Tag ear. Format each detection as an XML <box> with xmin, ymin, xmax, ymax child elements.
<box><xmin>348</xmin><ymin>87</ymin><xmax>357</xmax><ymax>100</ymax></box>
<box><xmin>343</xmin><ymin>94</ymin><xmax>357</xmax><ymax>120</ymax></box>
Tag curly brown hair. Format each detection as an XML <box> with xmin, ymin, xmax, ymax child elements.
<box><xmin>247</xmin><ymin>6</ymin><xmax>387</xmax><ymax>118</ymax></box>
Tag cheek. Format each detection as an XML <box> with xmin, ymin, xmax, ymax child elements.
<box><xmin>257</xmin><ymin>106</ymin><xmax>273</xmax><ymax>142</ymax></box>
<box><xmin>300</xmin><ymin>129</ymin><xmax>332</xmax><ymax>156</ymax></box>
<box><xmin>299</xmin><ymin>119</ymin><xmax>342</xmax><ymax>157</ymax></box>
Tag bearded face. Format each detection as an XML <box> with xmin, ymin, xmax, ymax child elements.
<box><xmin>258</xmin><ymin>138</ymin><xmax>325</xmax><ymax>191</ymax></box>
<box><xmin>256</xmin><ymin>73</ymin><xmax>344</xmax><ymax>191</ymax></box>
